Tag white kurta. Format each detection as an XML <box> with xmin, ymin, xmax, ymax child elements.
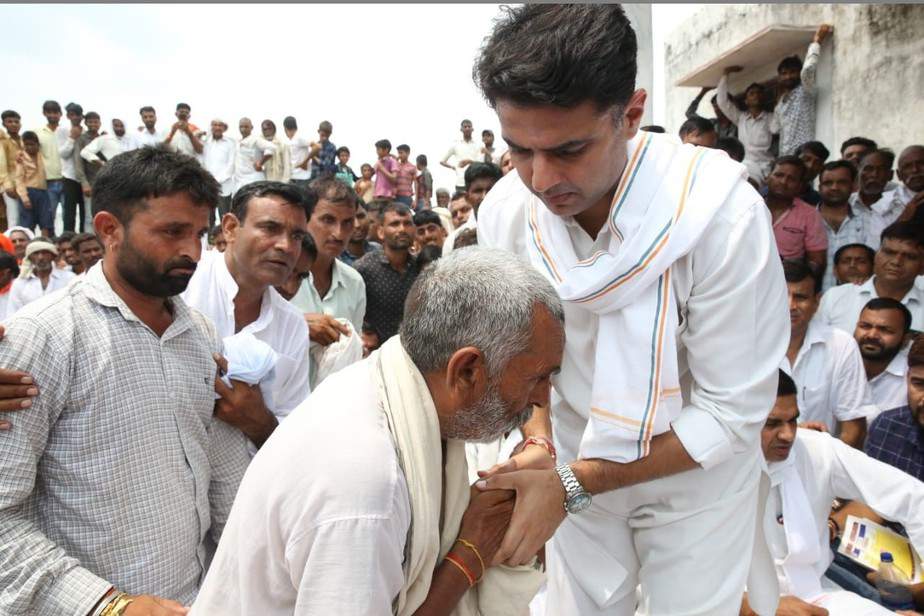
<box><xmin>765</xmin><ymin>429</ymin><xmax>924</xmax><ymax>609</ymax></box>
<box><xmin>781</xmin><ymin>321</ymin><xmax>877</xmax><ymax>430</ymax></box>
<box><xmin>200</xmin><ymin>136</ymin><xmax>236</xmax><ymax>196</ymax></box>
<box><xmin>136</xmin><ymin>127</ymin><xmax>166</xmax><ymax>148</ymax></box>
<box><xmin>818</xmin><ymin>276</ymin><xmax>924</xmax><ymax>335</ymax></box>
<box><xmin>190</xmin><ymin>360</ymin><xmax>411</xmax><ymax>616</ymax></box>
<box><xmin>181</xmin><ymin>250</ymin><xmax>311</xmax><ymax>419</ymax></box>
<box><xmin>849</xmin><ymin>191</ymin><xmax>902</xmax><ymax>250</ymax></box>
<box><xmin>478</xmin><ymin>144</ymin><xmax>788</xmax><ymax>615</ymax></box>
<box><xmin>6</xmin><ymin>269</ymin><xmax>75</xmax><ymax>318</ymax></box>
<box><xmin>233</xmin><ymin>134</ymin><xmax>277</xmax><ymax>192</ymax></box>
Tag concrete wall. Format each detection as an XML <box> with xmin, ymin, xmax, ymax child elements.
<box><xmin>664</xmin><ymin>4</ymin><xmax>924</xmax><ymax>157</ymax></box>
<box><xmin>625</xmin><ymin>4</ymin><xmax>655</xmax><ymax>126</ymax></box>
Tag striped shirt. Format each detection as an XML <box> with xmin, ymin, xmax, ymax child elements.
<box><xmin>0</xmin><ymin>263</ymin><xmax>250</xmax><ymax>615</ymax></box>
<box><xmin>395</xmin><ymin>161</ymin><xmax>417</xmax><ymax>198</ymax></box>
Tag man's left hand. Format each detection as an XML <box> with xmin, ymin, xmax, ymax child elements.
<box><xmin>476</xmin><ymin>468</ymin><xmax>566</xmax><ymax>566</ymax></box>
<box><xmin>213</xmin><ymin>354</ymin><xmax>277</xmax><ymax>447</ymax></box>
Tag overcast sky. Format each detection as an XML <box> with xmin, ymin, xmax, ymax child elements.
<box><xmin>0</xmin><ymin>3</ymin><xmax>699</xmax><ymax>191</ymax></box>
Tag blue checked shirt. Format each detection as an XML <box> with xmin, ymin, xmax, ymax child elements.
<box><xmin>865</xmin><ymin>406</ymin><xmax>924</xmax><ymax>483</ymax></box>
<box><xmin>310</xmin><ymin>140</ymin><xmax>338</xmax><ymax>179</ymax></box>
<box><xmin>0</xmin><ymin>264</ymin><xmax>250</xmax><ymax>616</ymax></box>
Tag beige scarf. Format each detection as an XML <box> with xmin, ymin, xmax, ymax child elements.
<box><xmin>372</xmin><ymin>337</ymin><xmax>543</xmax><ymax>615</ymax></box>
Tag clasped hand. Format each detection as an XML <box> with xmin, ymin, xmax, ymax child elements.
<box><xmin>473</xmin><ymin>443</ymin><xmax>565</xmax><ymax>567</ymax></box>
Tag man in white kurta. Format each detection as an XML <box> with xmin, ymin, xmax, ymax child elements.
<box><xmin>854</xmin><ymin>299</ymin><xmax>912</xmax><ymax>423</ymax></box>
<box><xmin>758</xmin><ymin>370</ymin><xmax>924</xmax><ymax>615</ymax></box>
<box><xmin>471</xmin><ymin>7</ymin><xmax>788</xmax><ymax>615</ymax></box>
<box><xmin>182</xmin><ymin>181</ymin><xmax>311</xmax><ymax>448</ymax></box>
<box><xmin>233</xmin><ymin>118</ymin><xmax>277</xmax><ymax>193</ymax></box>
<box><xmin>781</xmin><ymin>261</ymin><xmax>875</xmax><ymax>447</ymax></box>
<box><xmin>191</xmin><ymin>248</ymin><xmax>557</xmax><ymax>616</ymax></box>
<box><xmin>818</xmin><ymin>224</ymin><xmax>924</xmax><ymax>334</ymax></box>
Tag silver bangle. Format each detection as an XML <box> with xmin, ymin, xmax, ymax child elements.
<box><xmin>91</xmin><ymin>589</ymin><xmax>117</xmax><ymax>616</ymax></box>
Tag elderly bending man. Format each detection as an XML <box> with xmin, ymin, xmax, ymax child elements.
<box><xmin>192</xmin><ymin>247</ymin><xmax>563</xmax><ymax>615</ymax></box>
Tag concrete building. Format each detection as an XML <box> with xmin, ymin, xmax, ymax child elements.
<box><xmin>663</xmin><ymin>4</ymin><xmax>924</xmax><ymax>158</ymax></box>
<box><xmin>626</xmin><ymin>4</ymin><xmax>655</xmax><ymax>127</ymax></box>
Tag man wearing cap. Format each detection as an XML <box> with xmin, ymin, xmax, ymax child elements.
<box><xmin>5</xmin><ymin>239</ymin><xmax>75</xmax><ymax>317</ymax></box>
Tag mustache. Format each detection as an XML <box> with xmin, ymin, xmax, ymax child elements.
<box><xmin>165</xmin><ymin>257</ymin><xmax>197</xmax><ymax>273</ymax></box>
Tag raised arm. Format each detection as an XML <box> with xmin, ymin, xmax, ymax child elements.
<box><xmin>686</xmin><ymin>87</ymin><xmax>713</xmax><ymax>120</ymax></box>
<box><xmin>716</xmin><ymin>70</ymin><xmax>743</xmax><ymax>126</ymax></box>
<box><xmin>801</xmin><ymin>24</ymin><xmax>832</xmax><ymax>94</ymax></box>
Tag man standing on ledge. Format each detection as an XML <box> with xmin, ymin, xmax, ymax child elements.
<box><xmin>474</xmin><ymin>5</ymin><xmax>788</xmax><ymax>615</ymax></box>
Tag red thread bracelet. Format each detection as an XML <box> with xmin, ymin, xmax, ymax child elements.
<box><xmin>523</xmin><ymin>436</ymin><xmax>557</xmax><ymax>460</ymax></box>
<box><xmin>444</xmin><ymin>552</ymin><xmax>477</xmax><ymax>587</ymax></box>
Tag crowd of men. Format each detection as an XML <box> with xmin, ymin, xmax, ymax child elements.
<box><xmin>0</xmin><ymin>4</ymin><xmax>923</xmax><ymax>616</ymax></box>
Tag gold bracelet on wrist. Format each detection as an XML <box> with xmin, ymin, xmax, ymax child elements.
<box><xmin>100</xmin><ymin>593</ymin><xmax>134</xmax><ymax>616</ymax></box>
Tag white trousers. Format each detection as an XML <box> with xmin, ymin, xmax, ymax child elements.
<box><xmin>542</xmin><ymin>411</ymin><xmax>776</xmax><ymax>616</ymax></box>
<box><xmin>2</xmin><ymin>193</ymin><xmax>18</xmax><ymax>229</ymax></box>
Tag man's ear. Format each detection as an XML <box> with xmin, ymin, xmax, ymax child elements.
<box><xmin>222</xmin><ymin>213</ymin><xmax>241</xmax><ymax>245</ymax></box>
<box><xmin>621</xmin><ymin>89</ymin><xmax>648</xmax><ymax>141</ymax></box>
<box><xmin>444</xmin><ymin>346</ymin><xmax>489</xmax><ymax>402</ymax></box>
<box><xmin>93</xmin><ymin>211</ymin><xmax>122</xmax><ymax>251</ymax></box>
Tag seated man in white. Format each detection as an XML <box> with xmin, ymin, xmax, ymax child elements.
<box><xmin>191</xmin><ymin>248</ymin><xmax>558</xmax><ymax>615</ymax></box>
<box><xmin>741</xmin><ymin>370</ymin><xmax>924</xmax><ymax>615</ymax></box>
<box><xmin>182</xmin><ymin>181</ymin><xmax>311</xmax><ymax>448</ymax></box>
<box><xmin>854</xmin><ymin>297</ymin><xmax>912</xmax><ymax>423</ymax></box>
<box><xmin>818</xmin><ymin>222</ymin><xmax>924</xmax><ymax>333</ymax></box>
<box><xmin>782</xmin><ymin>261</ymin><xmax>875</xmax><ymax>447</ymax></box>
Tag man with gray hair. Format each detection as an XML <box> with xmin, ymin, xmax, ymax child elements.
<box><xmin>192</xmin><ymin>247</ymin><xmax>562</xmax><ymax>615</ymax></box>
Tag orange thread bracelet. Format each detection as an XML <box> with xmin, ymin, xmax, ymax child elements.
<box><xmin>444</xmin><ymin>552</ymin><xmax>477</xmax><ymax>587</ymax></box>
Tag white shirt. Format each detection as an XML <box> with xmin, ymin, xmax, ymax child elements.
<box><xmin>849</xmin><ymin>190</ymin><xmax>901</xmax><ymax>250</ymax></box>
<box><xmin>136</xmin><ymin>127</ymin><xmax>166</xmax><ymax>147</ymax></box>
<box><xmin>81</xmin><ymin>134</ymin><xmax>133</xmax><ymax>164</ymax></box>
<box><xmin>166</xmin><ymin>127</ymin><xmax>198</xmax><ymax>157</ymax></box>
<box><xmin>818</xmin><ymin>276</ymin><xmax>924</xmax><ymax>334</ymax></box>
<box><xmin>234</xmin><ymin>134</ymin><xmax>277</xmax><ymax>192</ymax></box>
<box><xmin>716</xmin><ymin>74</ymin><xmax>778</xmax><ymax>182</ymax></box>
<box><xmin>290</xmin><ymin>259</ymin><xmax>366</xmax><ymax>334</ymax></box>
<box><xmin>56</xmin><ymin>125</ymin><xmax>77</xmax><ymax>181</ymax></box>
<box><xmin>867</xmin><ymin>343</ymin><xmax>909</xmax><ymax>423</ymax></box>
<box><xmin>286</xmin><ymin>133</ymin><xmax>313</xmax><ymax>181</ymax></box>
<box><xmin>765</xmin><ymin>428</ymin><xmax>924</xmax><ymax>596</ymax></box>
<box><xmin>781</xmin><ymin>321</ymin><xmax>877</xmax><ymax>429</ymax></box>
<box><xmin>892</xmin><ymin>184</ymin><xmax>919</xmax><ymax>210</ymax></box>
<box><xmin>181</xmin><ymin>251</ymin><xmax>311</xmax><ymax>420</ymax></box>
<box><xmin>190</xmin><ymin>360</ymin><xmax>411</xmax><ymax>616</ymax></box>
<box><xmin>478</xmin><ymin>165</ymin><xmax>789</xmax><ymax>470</ymax></box>
<box><xmin>6</xmin><ymin>269</ymin><xmax>75</xmax><ymax>317</ymax></box>
<box><xmin>442</xmin><ymin>138</ymin><xmax>483</xmax><ymax>187</ymax></box>
<box><xmin>199</xmin><ymin>136</ymin><xmax>236</xmax><ymax>196</ymax></box>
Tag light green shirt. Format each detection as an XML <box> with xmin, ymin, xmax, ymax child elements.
<box><xmin>290</xmin><ymin>258</ymin><xmax>366</xmax><ymax>334</ymax></box>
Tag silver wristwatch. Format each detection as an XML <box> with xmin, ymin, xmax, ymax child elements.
<box><xmin>555</xmin><ymin>463</ymin><xmax>592</xmax><ymax>514</ymax></box>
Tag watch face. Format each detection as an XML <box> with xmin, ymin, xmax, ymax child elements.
<box><xmin>567</xmin><ymin>492</ymin><xmax>592</xmax><ymax>513</ymax></box>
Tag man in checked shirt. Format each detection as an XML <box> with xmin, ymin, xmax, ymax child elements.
<box><xmin>0</xmin><ymin>147</ymin><xmax>251</xmax><ymax>616</ymax></box>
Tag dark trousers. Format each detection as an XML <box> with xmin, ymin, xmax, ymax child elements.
<box><xmin>20</xmin><ymin>188</ymin><xmax>53</xmax><ymax>233</ymax></box>
<box><xmin>62</xmin><ymin>178</ymin><xmax>87</xmax><ymax>233</ymax></box>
